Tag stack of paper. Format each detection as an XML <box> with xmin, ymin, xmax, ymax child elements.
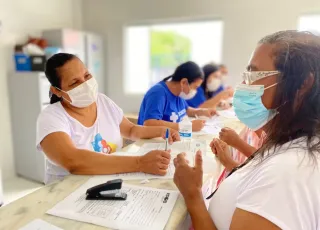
<box><xmin>19</xmin><ymin>219</ymin><xmax>62</xmax><ymax>230</ymax></box>
<box><xmin>137</xmin><ymin>140</ymin><xmax>207</xmax><ymax>156</ymax></box>
<box><xmin>218</xmin><ymin>108</ymin><xmax>238</xmax><ymax>119</ymax></box>
<box><xmin>47</xmin><ymin>178</ymin><xmax>179</xmax><ymax>230</ymax></box>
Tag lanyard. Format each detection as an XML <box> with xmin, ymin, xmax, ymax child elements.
<box><xmin>206</xmin><ymin>154</ymin><xmax>256</xmax><ymax>199</ymax></box>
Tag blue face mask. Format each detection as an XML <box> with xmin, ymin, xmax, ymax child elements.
<box><xmin>233</xmin><ymin>83</ymin><xmax>278</xmax><ymax>131</ymax></box>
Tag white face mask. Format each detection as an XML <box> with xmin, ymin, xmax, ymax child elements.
<box><xmin>179</xmin><ymin>83</ymin><xmax>197</xmax><ymax>100</ymax></box>
<box><xmin>57</xmin><ymin>77</ymin><xmax>98</xmax><ymax>108</ymax></box>
<box><xmin>221</xmin><ymin>74</ymin><xmax>228</xmax><ymax>84</ymax></box>
<box><xmin>207</xmin><ymin>78</ymin><xmax>222</xmax><ymax>92</ymax></box>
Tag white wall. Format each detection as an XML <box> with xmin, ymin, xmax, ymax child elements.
<box><xmin>0</xmin><ymin>0</ymin><xmax>82</xmax><ymax>179</ymax></box>
<box><xmin>82</xmin><ymin>0</ymin><xmax>320</xmax><ymax>112</ymax></box>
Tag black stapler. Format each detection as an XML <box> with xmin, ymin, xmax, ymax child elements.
<box><xmin>85</xmin><ymin>179</ymin><xmax>127</xmax><ymax>200</ymax></box>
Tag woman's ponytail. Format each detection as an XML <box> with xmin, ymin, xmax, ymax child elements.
<box><xmin>162</xmin><ymin>75</ymin><xmax>172</xmax><ymax>82</ymax></box>
<box><xmin>169</xmin><ymin>61</ymin><xmax>204</xmax><ymax>83</ymax></box>
<box><xmin>50</xmin><ymin>93</ymin><xmax>62</xmax><ymax>104</ymax></box>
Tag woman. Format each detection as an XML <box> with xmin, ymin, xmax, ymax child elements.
<box><xmin>138</xmin><ymin>61</ymin><xmax>216</xmax><ymax>132</ymax></box>
<box><xmin>173</xmin><ymin>31</ymin><xmax>320</xmax><ymax>230</ymax></box>
<box><xmin>186</xmin><ymin>63</ymin><xmax>233</xmax><ymax>108</ymax></box>
<box><xmin>219</xmin><ymin>64</ymin><xmax>229</xmax><ymax>82</ymax></box>
<box><xmin>37</xmin><ymin>53</ymin><xmax>180</xmax><ymax>184</ymax></box>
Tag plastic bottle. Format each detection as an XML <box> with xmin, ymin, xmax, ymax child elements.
<box><xmin>179</xmin><ymin>116</ymin><xmax>193</xmax><ymax>165</ymax></box>
<box><xmin>179</xmin><ymin>116</ymin><xmax>192</xmax><ymax>141</ymax></box>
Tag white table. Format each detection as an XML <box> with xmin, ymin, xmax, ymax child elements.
<box><xmin>0</xmin><ymin>119</ymin><xmax>243</xmax><ymax>230</ymax></box>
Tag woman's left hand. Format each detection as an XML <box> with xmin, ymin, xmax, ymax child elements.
<box><xmin>200</xmin><ymin>108</ymin><xmax>217</xmax><ymax>118</ymax></box>
<box><xmin>218</xmin><ymin>100</ymin><xmax>231</xmax><ymax>110</ymax></box>
<box><xmin>210</xmin><ymin>138</ymin><xmax>238</xmax><ymax>170</ymax></box>
<box><xmin>161</xmin><ymin>128</ymin><xmax>180</xmax><ymax>144</ymax></box>
<box><xmin>173</xmin><ymin>151</ymin><xmax>203</xmax><ymax>200</ymax></box>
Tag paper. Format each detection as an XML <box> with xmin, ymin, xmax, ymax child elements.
<box><xmin>93</xmin><ymin>163</ymin><xmax>176</xmax><ymax>181</ymax></box>
<box><xmin>137</xmin><ymin>141</ymin><xmax>189</xmax><ymax>155</ymax></box>
<box><xmin>19</xmin><ymin>219</ymin><xmax>63</xmax><ymax>230</ymax></box>
<box><xmin>47</xmin><ymin>179</ymin><xmax>179</xmax><ymax>230</ymax></box>
<box><xmin>201</xmin><ymin>125</ymin><xmax>222</xmax><ymax>135</ymax></box>
<box><xmin>204</xmin><ymin>116</ymin><xmax>224</xmax><ymax>126</ymax></box>
<box><xmin>93</xmin><ymin>140</ymin><xmax>212</xmax><ymax>182</ymax></box>
<box><xmin>217</xmin><ymin>109</ymin><xmax>238</xmax><ymax>119</ymax></box>
<box><xmin>138</xmin><ymin>140</ymin><xmax>207</xmax><ymax>156</ymax></box>
<box><xmin>96</xmin><ymin>151</ymin><xmax>175</xmax><ymax>180</ymax></box>
<box><xmin>138</xmin><ymin>140</ymin><xmax>215</xmax><ymax>173</ymax></box>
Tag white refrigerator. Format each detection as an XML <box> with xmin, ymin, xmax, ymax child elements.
<box><xmin>43</xmin><ymin>29</ymin><xmax>105</xmax><ymax>93</ymax></box>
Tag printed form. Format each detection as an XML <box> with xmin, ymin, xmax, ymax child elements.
<box><xmin>47</xmin><ymin>179</ymin><xmax>179</xmax><ymax>230</ymax></box>
<box><xmin>95</xmin><ymin>140</ymin><xmax>209</xmax><ymax>181</ymax></box>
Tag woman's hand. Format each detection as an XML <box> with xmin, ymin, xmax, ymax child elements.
<box><xmin>173</xmin><ymin>151</ymin><xmax>203</xmax><ymax>200</ymax></box>
<box><xmin>218</xmin><ymin>100</ymin><xmax>231</xmax><ymax>110</ymax></box>
<box><xmin>192</xmin><ymin>120</ymin><xmax>206</xmax><ymax>132</ymax></box>
<box><xmin>199</xmin><ymin>108</ymin><xmax>217</xmax><ymax>118</ymax></box>
<box><xmin>160</xmin><ymin>128</ymin><xmax>181</xmax><ymax>144</ymax></box>
<box><xmin>219</xmin><ymin>128</ymin><xmax>242</xmax><ymax>148</ymax></box>
<box><xmin>210</xmin><ymin>138</ymin><xmax>238</xmax><ymax>171</ymax></box>
<box><xmin>139</xmin><ymin>150</ymin><xmax>171</xmax><ymax>175</ymax></box>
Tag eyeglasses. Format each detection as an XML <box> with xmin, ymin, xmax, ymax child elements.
<box><xmin>242</xmin><ymin>71</ymin><xmax>280</xmax><ymax>85</ymax></box>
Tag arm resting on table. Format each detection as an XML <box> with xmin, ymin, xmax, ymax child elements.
<box><xmin>144</xmin><ymin>119</ymin><xmax>179</xmax><ymax>131</ymax></box>
<box><xmin>41</xmin><ymin>132</ymin><xmax>140</xmax><ymax>175</ymax></box>
<box><xmin>120</xmin><ymin>117</ymin><xmax>164</xmax><ymax>140</ymax></box>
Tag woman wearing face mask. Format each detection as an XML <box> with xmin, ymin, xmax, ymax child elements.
<box><xmin>219</xmin><ymin>64</ymin><xmax>228</xmax><ymax>81</ymax></box>
<box><xmin>37</xmin><ymin>53</ymin><xmax>180</xmax><ymax>184</ymax></box>
<box><xmin>138</xmin><ymin>61</ymin><xmax>216</xmax><ymax>132</ymax></box>
<box><xmin>173</xmin><ymin>31</ymin><xmax>320</xmax><ymax>230</ymax></box>
<box><xmin>186</xmin><ymin>63</ymin><xmax>233</xmax><ymax>108</ymax></box>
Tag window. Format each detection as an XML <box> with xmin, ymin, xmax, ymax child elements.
<box><xmin>124</xmin><ymin>21</ymin><xmax>224</xmax><ymax>94</ymax></box>
<box><xmin>298</xmin><ymin>15</ymin><xmax>320</xmax><ymax>34</ymax></box>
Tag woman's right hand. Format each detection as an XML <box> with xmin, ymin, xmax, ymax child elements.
<box><xmin>138</xmin><ymin>150</ymin><xmax>171</xmax><ymax>175</ymax></box>
<box><xmin>210</xmin><ymin>138</ymin><xmax>238</xmax><ymax>170</ymax></box>
<box><xmin>219</xmin><ymin>127</ymin><xmax>242</xmax><ymax>148</ymax></box>
<box><xmin>192</xmin><ymin>120</ymin><xmax>206</xmax><ymax>132</ymax></box>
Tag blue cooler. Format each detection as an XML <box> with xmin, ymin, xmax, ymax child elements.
<box><xmin>14</xmin><ymin>54</ymin><xmax>31</xmax><ymax>71</ymax></box>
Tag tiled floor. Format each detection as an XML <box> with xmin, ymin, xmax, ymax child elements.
<box><xmin>2</xmin><ymin>176</ymin><xmax>43</xmax><ymax>206</ymax></box>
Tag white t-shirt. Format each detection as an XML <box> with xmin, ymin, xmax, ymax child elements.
<box><xmin>209</xmin><ymin>138</ymin><xmax>320</xmax><ymax>230</ymax></box>
<box><xmin>36</xmin><ymin>93</ymin><xmax>124</xmax><ymax>184</ymax></box>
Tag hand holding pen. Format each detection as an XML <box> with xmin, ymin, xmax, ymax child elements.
<box><xmin>161</xmin><ymin>128</ymin><xmax>180</xmax><ymax>145</ymax></box>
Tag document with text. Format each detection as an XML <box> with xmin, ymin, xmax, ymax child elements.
<box><xmin>47</xmin><ymin>179</ymin><xmax>179</xmax><ymax>230</ymax></box>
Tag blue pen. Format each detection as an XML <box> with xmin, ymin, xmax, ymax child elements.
<box><xmin>165</xmin><ymin>128</ymin><xmax>169</xmax><ymax>151</ymax></box>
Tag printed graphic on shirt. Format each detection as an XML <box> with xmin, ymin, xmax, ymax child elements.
<box><xmin>168</xmin><ymin>109</ymin><xmax>186</xmax><ymax>123</ymax></box>
<box><xmin>91</xmin><ymin>133</ymin><xmax>117</xmax><ymax>154</ymax></box>
<box><xmin>170</xmin><ymin>112</ymin><xmax>179</xmax><ymax>123</ymax></box>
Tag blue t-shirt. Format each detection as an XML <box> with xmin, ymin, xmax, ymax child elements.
<box><xmin>186</xmin><ymin>85</ymin><xmax>225</xmax><ymax>108</ymax></box>
<box><xmin>138</xmin><ymin>81</ymin><xmax>189</xmax><ymax>125</ymax></box>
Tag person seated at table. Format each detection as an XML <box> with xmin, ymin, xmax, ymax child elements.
<box><xmin>219</xmin><ymin>64</ymin><xmax>229</xmax><ymax>82</ymax></box>
<box><xmin>186</xmin><ymin>63</ymin><xmax>233</xmax><ymax>109</ymax></box>
<box><xmin>37</xmin><ymin>53</ymin><xmax>180</xmax><ymax>184</ymax></box>
<box><xmin>137</xmin><ymin>61</ymin><xmax>216</xmax><ymax>132</ymax></box>
<box><xmin>173</xmin><ymin>30</ymin><xmax>320</xmax><ymax>230</ymax></box>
